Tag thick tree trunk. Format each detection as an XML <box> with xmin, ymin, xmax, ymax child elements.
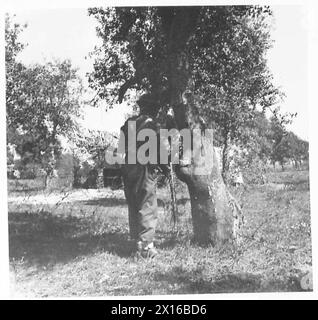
<box><xmin>159</xmin><ymin>7</ymin><xmax>243</xmax><ymax>245</ymax></box>
<box><xmin>175</xmin><ymin>144</ymin><xmax>242</xmax><ymax>245</ymax></box>
<box><xmin>173</xmin><ymin>104</ymin><xmax>243</xmax><ymax>245</ymax></box>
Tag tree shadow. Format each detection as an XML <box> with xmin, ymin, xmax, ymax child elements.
<box><xmin>152</xmin><ymin>266</ymin><xmax>301</xmax><ymax>293</ymax></box>
<box><xmin>155</xmin><ymin>230</ymin><xmax>190</xmax><ymax>250</ymax></box>
<box><xmin>77</xmin><ymin>197</ymin><xmax>127</xmax><ymax>207</ymax></box>
<box><xmin>9</xmin><ymin>211</ymin><xmax>135</xmax><ymax>269</ymax></box>
<box><xmin>76</xmin><ymin>197</ymin><xmax>186</xmax><ymax>211</ymax></box>
<box><xmin>283</xmin><ymin>180</ymin><xmax>310</xmax><ymax>191</ymax></box>
<box><xmin>78</xmin><ymin>197</ymin><xmax>190</xmax><ymax>209</ymax></box>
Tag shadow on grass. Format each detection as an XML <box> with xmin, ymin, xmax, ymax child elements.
<box><xmin>77</xmin><ymin>196</ymin><xmax>189</xmax><ymax>208</ymax></box>
<box><xmin>153</xmin><ymin>266</ymin><xmax>301</xmax><ymax>293</ymax></box>
<box><xmin>78</xmin><ymin>197</ymin><xmax>127</xmax><ymax>207</ymax></box>
<box><xmin>283</xmin><ymin>180</ymin><xmax>310</xmax><ymax>191</ymax></box>
<box><xmin>9</xmin><ymin>211</ymin><xmax>134</xmax><ymax>268</ymax></box>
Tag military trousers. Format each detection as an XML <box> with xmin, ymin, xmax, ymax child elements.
<box><xmin>122</xmin><ymin>164</ymin><xmax>158</xmax><ymax>244</ymax></box>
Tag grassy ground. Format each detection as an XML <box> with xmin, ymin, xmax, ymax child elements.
<box><xmin>8</xmin><ymin>169</ymin><xmax>312</xmax><ymax>297</ymax></box>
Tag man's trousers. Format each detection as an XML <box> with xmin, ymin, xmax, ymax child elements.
<box><xmin>121</xmin><ymin>164</ymin><xmax>158</xmax><ymax>244</ymax></box>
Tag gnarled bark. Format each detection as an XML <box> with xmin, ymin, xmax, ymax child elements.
<box><xmin>173</xmin><ymin>103</ymin><xmax>243</xmax><ymax>246</ymax></box>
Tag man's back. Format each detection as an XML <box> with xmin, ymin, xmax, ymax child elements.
<box><xmin>121</xmin><ymin>114</ymin><xmax>161</xmax><ymax>165</ymax></box>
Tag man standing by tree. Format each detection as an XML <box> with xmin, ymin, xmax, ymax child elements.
<box><xmin>120</xmin><ymin>94</ymin><xmax>165</xmax><ymax>258</ymax></box>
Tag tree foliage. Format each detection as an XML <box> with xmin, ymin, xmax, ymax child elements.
<box><xmin>6</xmin><ymin>14</ymin><xmax>27</xmax><ymax>125</ymax></box>
<box><xmin>88</xmin><ymin>6</ymin><xmax>289</xmax><ymax>188</ymax></box>
<box><xmin>88</xmin><ymin>6</ymin><xmax>281</xmax><ymax>114</ymax></box>
<box><xmin>6</xmin><ymin>15</ymin><xmax>83</xmax><ymax>178</ymax></box>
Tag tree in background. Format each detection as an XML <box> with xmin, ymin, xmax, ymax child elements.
<box><xmin>222</xmin><ymin>111</ymin><xmax>274</xmax><ymax>185</ymax></box>
<box><xmin>71</xmin><ymin>129</ymin><xmax>119</xmax><ymax>188</ymax></box>
<box><xmin>10</xmin><ymin>61</ymin><xmax>83</xmax><ymax>186</ymax></box>
<box><xmin>270</xmin><ymin>118</ymin><xmax>309</xmax><ymax>170</ymax></box>
<box><xmin>6</xmin><ymin>15</ymin><xmax>83</xmax><ymax>186</ymax></box>
<box><xmin>294</xmin><ymin>137</ymin><xmax>309</xmax><ymax>167</ymax></box>
<box><xmin>187</xmin><ymin>7</ymin><xmax>284</xmax><ymax>184</ymax></box>
<box><xmin>6</xmin><ymin>14</ymin><xmax>27</xmax><ymax>143</ymax></box>
<box><xmin>87</xmin><ymin>6</ymin><xmax>282</xmax><ymax>245</ymax></box>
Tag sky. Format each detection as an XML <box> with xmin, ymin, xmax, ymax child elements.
<box><xmin>13</xmin><ymin>5</ymin><xmax>309</xmax><ymax>139</ymax></box>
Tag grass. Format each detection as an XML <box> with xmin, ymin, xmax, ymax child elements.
<box><xmin>8</xmin><ymin>169</ymin><xmax>312</xmax><ymax>297</ymax></box>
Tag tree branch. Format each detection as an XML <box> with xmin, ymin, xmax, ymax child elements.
<box><xmin>118</xmin><ymin>76</ymin><xmax>137</xmax><ymax>103</ymax></box>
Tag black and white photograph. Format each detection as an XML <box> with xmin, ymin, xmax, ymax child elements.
<box><xmin>1</xmin><ymin>0</ymin><xmax>317</xmax><ymax>299</ymax></box>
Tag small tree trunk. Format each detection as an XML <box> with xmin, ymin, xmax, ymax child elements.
<box><xmin>44</xmin><ymin>143</ymin><xmax>57</xmax><ymax>190</ymax></box>
<box><xmin>44</xmin><ymin>172</ymin><xmax>54</xmax><ymax>190</ymax></box>
<box><xmin>295</xmin><ymin>160</ymin><xmax>299</xmax><ymax>170</ymax></box>
<box><xmin>222</xmin><ymin>134</ymin><xmax>230</xmax><ymax>185</ymax></box>
<box><xmin>96</xmin><ymin>169</ymin><xmax>104</xmax><ymax>188</ymax></box>
<box><xmin>44</xmin><ymin>174</ymin><xmax>48</xmax><ymax>189</ymax></box>
<box><xmin>73</xmin><ymin>165</ymin><xmax>81</xmax><ymax>188</ymax></box>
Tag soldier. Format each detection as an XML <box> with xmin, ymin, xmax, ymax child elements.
<box><xmin>120</xmin><ymin>94</ymin><xmax>166</xmax><ymax>258</ymax></box>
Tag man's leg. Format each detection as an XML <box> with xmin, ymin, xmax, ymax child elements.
<box><xmin>123</xmin><ymin>164</ymin><xmax>158</xmax><ymax>257</ymax></box>
<box><xmin>124</xmin><ymin>184</ymin><xmax>139</xmax><ymax>240</ymax></box>
<box><xmin>122</xmin><ymin>165</ymin><xmax>139</xmax><ymax>240</ymax></box>
<box><xmin>135</xmin><ymin>165</ymin><xmax>158</xmax><ymax>257</ymax></box>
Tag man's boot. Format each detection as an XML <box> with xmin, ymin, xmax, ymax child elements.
<box><xmin>136</xmin><ymin>241</ymin><xmax>158</xmax><ymax>259</ymax></box>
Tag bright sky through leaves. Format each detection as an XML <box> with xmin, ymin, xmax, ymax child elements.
<box><xmin>13</xmin><ymin>6</ymin><xmax>308</xmax><ymax>139</ymax></box>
